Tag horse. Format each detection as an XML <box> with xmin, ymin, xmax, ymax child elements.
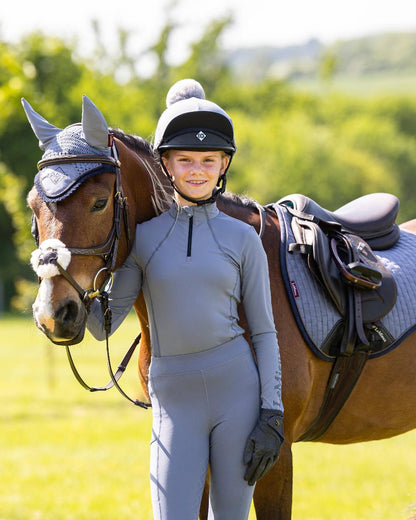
<box><xmin>24</xmin><ymin>96</ymin><xmax>416</xmax><ymax>519</ymax></box>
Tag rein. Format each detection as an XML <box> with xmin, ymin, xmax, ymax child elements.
<box><xmin>35</xmin><ymin>141</ymin><xmax>150</xmax><ymax>409</ymax></box>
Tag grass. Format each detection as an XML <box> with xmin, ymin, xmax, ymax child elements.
<box><xmin>1</xmin><ymin>314</ymin><xmax>416</xmax><ymax>519</ymax></box>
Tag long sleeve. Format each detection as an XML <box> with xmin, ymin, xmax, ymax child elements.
<box><xmin>241</xmin><ymin>227</ymin><xmax>283</xmax><ymax>412</ymax></box>
<box><xmin>87</xmin><ymin>247</ymin><xmax>143</xmax><ymax>341</ymax></box>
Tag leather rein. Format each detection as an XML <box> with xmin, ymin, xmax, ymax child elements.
<box><xmin>36</xmin><ymin>140</ymin><xmax>150</xmax><ymax>408</ymax></box>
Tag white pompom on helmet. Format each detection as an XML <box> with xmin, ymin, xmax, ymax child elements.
<box><xmin>154</xmin><ymin>79</ymin><xmax>236</xmax><ymax>156</ymax></box>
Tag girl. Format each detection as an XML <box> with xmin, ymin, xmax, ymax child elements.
<box><xmin>88</xmin><ymin>79</ymin><xmax>284</xmax><ymax>519</ymax></box>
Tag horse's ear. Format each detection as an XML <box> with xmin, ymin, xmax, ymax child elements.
<box><xmin>21</xmin><ymin>98</ymin><xmax>61</xmax><ymax>151</ymax></box>
<box><xmin>81</xmin><ymin>95</ymin><xmax>110</xmax><ymax>152</ymax></box>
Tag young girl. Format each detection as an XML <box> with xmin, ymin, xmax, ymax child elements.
<box><xmin>88</xmin><ymin>79</ymin><xmax>284</xmax><ymax>519</ymax></box>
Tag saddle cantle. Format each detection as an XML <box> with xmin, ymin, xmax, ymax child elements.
<box><xmin>278</xmin><ymin>193</ymin><xmax>399</xmax><ymax>354</ymax></box>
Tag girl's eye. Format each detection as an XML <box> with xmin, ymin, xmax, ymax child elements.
<box><xmin>91</xmin><ymin>199</ymin><xmax>108</xmax><ymax>212</ymax></box>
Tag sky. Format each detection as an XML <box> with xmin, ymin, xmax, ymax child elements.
<box><xmin>1</xmin><ymin>0</ymin><xmax>416</xmax><ymax>62</ymax></box>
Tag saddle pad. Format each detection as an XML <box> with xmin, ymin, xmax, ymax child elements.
<box><xmin>273</xmin><ymin>203</ymin><xmax>416</xmax><ymax>361</ymax></box>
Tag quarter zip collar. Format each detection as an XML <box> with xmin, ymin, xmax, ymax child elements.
<box><xmin>168</xmin><ymin>201</ymin><xmax>219</xmax><ymax>224</ymax></box>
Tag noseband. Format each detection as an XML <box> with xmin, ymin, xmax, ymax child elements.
<box><xmin>33</xmin><ymin>140</ymin><xmax>150</xmax><ymax>408</ymax></box>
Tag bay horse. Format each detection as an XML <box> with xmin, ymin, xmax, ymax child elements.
<box><xmin>24</xmin><ymin>96</ymin><xmax>416</xmax><ymax>519</ymax></box>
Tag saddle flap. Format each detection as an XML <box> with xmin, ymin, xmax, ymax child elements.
<box><xmin>290</xmin><ymin>217</ymin><xmax>398</xmax><ymax>324</ymax></box>
<box><xmin>345</xmin><ymin>234</ymin><xmax>398</xmax><ymax>322</ymax></box>
<box><xmin>291</xmin><ymin>218</ymin><xmax>346</xmax><ymax>315</ymax></box>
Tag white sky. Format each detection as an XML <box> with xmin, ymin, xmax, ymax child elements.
<box><xmin>1</xmin><ymin>0</ymin><xmax>416</xmax><ymax>61</ymax></box>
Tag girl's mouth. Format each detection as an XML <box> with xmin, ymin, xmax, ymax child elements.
<box><xmin>187</xmin><ymin>180</ymin><xmax>207</xmax><ymax>186</ymax></box>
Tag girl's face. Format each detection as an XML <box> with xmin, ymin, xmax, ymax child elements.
<box><xmin>162</xmin><ymin>150</ymin><xmax>229</xmax><ymax>206</ymax></box>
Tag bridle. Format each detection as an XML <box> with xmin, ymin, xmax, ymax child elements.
<box><xmin>34</xmin><ymin>138</ymin><xmax>150</xmax><ymax>408</ymax></box>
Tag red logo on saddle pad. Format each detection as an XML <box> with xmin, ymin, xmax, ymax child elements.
<box><xmin>290</xmin><ymin>281</ymin><xmax>300</xmax><ymax>298</ymax></box>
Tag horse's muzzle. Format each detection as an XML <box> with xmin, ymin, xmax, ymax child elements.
<box><xmin>34</xmin><ymin>297</ymin><xmax>88</xmax><ymax>346</ymax></box>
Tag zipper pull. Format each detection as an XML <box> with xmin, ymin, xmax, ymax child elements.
<box><xmin>187</xmin><ymin>215</ymin><xmax>193</xmax><ymax>258</ymax></box>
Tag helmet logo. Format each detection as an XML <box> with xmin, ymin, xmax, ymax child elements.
<box><xmin>196</xmin><ymin>131</ymin><xmax>206</xmax><ymax>141</ymax></box>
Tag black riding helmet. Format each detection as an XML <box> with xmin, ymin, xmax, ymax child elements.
<box><xmin>154</xmin><ymin>79</ymin><xmax>236</xmax><ymax>205</ymax></box>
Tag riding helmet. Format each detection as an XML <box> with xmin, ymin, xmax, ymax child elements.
<box><xmin>154</xmin><ymin>79</ymin><xmax>236</xmax><ymax>157</ymax></box>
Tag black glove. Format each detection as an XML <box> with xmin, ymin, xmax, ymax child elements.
<box><xmin>243</xmin><ymin>409</ymin><xmax>284</xmax><ymax>486</ymax></box>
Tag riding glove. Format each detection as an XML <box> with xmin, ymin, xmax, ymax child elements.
<box><xmin>243</xmin><ymin>408</ymin><xmax>284</xmax><ymax>486</ymax></box>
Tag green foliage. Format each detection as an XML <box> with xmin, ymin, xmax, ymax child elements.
<box><xmin>0</xmin><ymin>20</ymin><xmax>415</xmax><ymax>311</ymax></box>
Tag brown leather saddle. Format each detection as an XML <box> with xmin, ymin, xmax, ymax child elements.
<box><xmin>277</xmin><ymin>193</ymin><xmax>400</xmax><ymax>440</ymax></box>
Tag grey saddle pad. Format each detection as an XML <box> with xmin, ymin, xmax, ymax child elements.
<box><xmin>273</xmin><ymin>203</ymin><xmax>416</xmax><ymax>361</ymax></box>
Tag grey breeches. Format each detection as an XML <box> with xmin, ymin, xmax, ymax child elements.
<box><xmin>148</xmin><ymin>336</ymin><xmax>261</xmax><ymax>520</ymax></box>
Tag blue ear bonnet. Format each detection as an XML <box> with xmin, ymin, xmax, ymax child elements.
<box><xmin>35</xmin><ymin>124</ymin><xmax>115</xmax><ymax>203</ymax></box>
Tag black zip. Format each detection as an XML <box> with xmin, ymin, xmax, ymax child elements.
<box><xmin>187</xmin><ymin>215</ymin><xmax>193</xmax><ymax>257</ymax></box>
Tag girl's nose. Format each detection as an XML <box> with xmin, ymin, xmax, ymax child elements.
<box><xmin>190</xmin><ymin>162</ymin><xmax>202</xmax><ymax>173</ymax></box>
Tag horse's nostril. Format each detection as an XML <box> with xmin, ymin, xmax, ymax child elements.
<box><xmin>55</xmin><ymin>300</ymin><xmax>80</xmax><ymax>325</ymax></box>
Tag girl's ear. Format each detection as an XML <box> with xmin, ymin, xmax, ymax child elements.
<box><xmin>162</xmin><ymin>155</ymin><xmax>174</xmax><ymax>180</ymax></box>
<box><xmin>221</xmin><ymin>154</ymin><xmax>230</xmax><ymax>174</ymax></box>
<box><xmin>161</xmin><ymin>155</ymin><xmax>169</xmax><ymax>172</ymax></box>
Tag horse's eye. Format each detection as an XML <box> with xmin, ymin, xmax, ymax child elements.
<box><xmin>91</xmin><ymin>199</ymin><xmax>108</xmax><ymax>212</ymax></box>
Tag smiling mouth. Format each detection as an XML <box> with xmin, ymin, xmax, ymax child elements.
<box><xmin>187</xmin><ymin>180</ymin><xmax>207</xmax><ymax>185</ymax></box>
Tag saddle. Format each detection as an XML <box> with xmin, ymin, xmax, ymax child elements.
<box><xmin>279</xmin><ymin>193</ymin><xmax>399</xmax><ymax>355</ymax></box>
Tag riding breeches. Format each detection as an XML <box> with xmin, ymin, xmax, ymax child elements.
<box><xmin>148</xmin><ymin>336</ymin><xmax>261</xmax><ymax>520</ymax></box>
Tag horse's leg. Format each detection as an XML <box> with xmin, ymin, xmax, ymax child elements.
<box><xmin>134</xmin><ymin>295</ymin><xmax>152</xmax><ymax>400</ymax></box>
<box><xmin>253</xmin><ymin>442</ymin><xmax>293</xmax><ymax>520</ymax></box>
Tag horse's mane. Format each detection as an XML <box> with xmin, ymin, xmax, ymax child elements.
<box><xmin>218</xmin><ymin>192</ymin><xmax>259</xmax><ymax>210</ymax></box>
<box><xmin>110</xmin><ymin>128</ymin><xmax>172</xmax><ymax>213</ymax></box>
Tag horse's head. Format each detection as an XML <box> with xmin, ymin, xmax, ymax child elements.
<box><xmin>24</xmin><ymin>96</ymin><xmax>144</xmax><ymax>345</ymax></box>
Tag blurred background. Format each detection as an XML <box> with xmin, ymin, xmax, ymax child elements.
<box><xmin>1</xmin><ymin>2</ymin><xmax>416</xmax><ymax>518</ymax></box>
<box><xmin>0</xmin><ymin>0</ymin><xmax>416</xmax><ymax>314</ymax></box>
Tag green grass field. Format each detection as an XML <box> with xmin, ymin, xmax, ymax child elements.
<box><xmin>1</xmin><ymin>314</ymin><xmax>415</xmax><ymax>519</ymax></box>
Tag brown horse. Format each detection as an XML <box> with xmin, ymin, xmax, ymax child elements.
<box><xmin>25</xmin><ymin>98</ymin><xmax>416</xmax><ymax>519</ymax></box>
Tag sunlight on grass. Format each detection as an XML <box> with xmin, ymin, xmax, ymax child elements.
<box><xmin>1</xmin><ymin>314</ymin><xmax>415</xmax><ymax>519</ymax></box>
<box><xmin>292</xmin><ymin>436</ymin><xmax>416</xmax><ymax>520</ymax></box>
